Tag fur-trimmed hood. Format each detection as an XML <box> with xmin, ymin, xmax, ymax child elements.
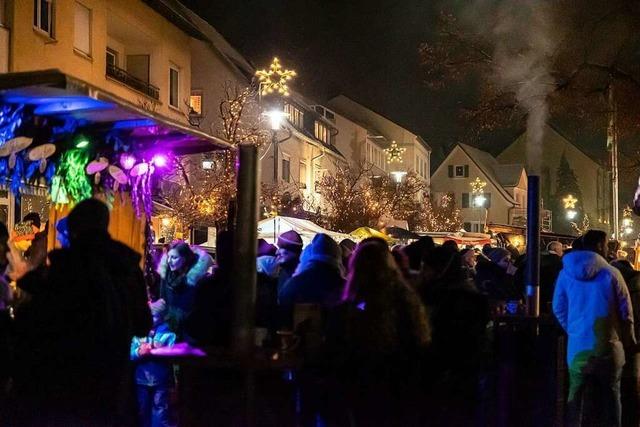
<box><xmin>157</xmin><ymin>246</ymin><xmax>213</xmax><ymax>286</ymax></box>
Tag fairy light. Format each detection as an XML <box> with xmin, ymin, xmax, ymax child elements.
<box><xmin>256</xmin><ymin>57</ymin><xmax>297</xmax><ymax>97</ymax></box>
<box><xmin>384</xmin><ymin>141</ymin><xmax>406</xmax><ymax>164</ymax></box>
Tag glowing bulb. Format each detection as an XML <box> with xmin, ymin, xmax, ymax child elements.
<box><xmin>75</xmin><ymin>139</ymin><xmax>90</xmax><ymax>148</ymax></box>
<box><xmin>264</xmin><ymin>110</ymin><xmax>289</xmax><ymax>130</ymax></box>
<box><xmin>120</xmin><ymin>153</ymin><xmax>136</xmax><ymax>170</ymax></box>
<box><xmin>566</xmin><ymin>209</ymin><xmax>578</xmax><ymax>220</ymax></box>
<box><xmin>152</xmin><ymin>154</ymin><xmax>168</xmax><ymax>167</ymax></box>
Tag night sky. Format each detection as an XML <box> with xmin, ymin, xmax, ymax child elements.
<box><xmin>180</xmin><ymin>0</ymin><xmax>617</xmax><ymax>189</ymax></box>
<box><xmin>180</xmin><ymin>0</ymin><xmax>475</xmax><ymax>165</ymax></box>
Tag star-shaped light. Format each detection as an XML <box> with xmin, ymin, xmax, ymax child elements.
<box><xmin>563</xmin><ymin>194</ymin><xmax>578</xmax><ymax>209</ymax></box>
<box><xmin>470</xmin><ymin>177</ymin><xmax>487</xmax><ymax>194</ymax></box>
<box><xmin>384</xmin><ymin>140</ymin><xmax>406</xmax><ymax>164</ymax></box>
<box><xmin>256</xmin><ymin>57</ymin><xmax>297</xmax><ymax>97</ymax></box>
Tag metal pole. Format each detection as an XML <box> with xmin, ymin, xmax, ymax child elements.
<box><xmin>526</xmin><ymin>175</ymin><xmax>540</xmax><ymax>317</ymax></box>
<box><xmin>608</xmin><ymin>87</ymin><xmax>619</xmax><ymax>240</ymax></box>
<box><xmin>232</xmin><ymin>143</ymin><xmax>258</xmax><ymax>355</ymax></box>
<box><xmin>272</xmin><ymin>131</ymin><xmax>278</xmax><ymax>183</ymax></box>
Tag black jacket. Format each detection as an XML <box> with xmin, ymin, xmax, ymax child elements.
<box><xmin>13</xmin><ymin>232</ymin><xmax>151</xmax><ymax>401</ymax></box>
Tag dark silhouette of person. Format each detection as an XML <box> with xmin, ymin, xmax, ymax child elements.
<box><xmin>11</xmin><ymin>198</ymin><xmax>152</xmax><ymax>426</ymax></box>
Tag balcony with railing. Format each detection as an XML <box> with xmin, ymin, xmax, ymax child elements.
<box><xmin>509</xmin><ymin>208</ymin><xmax>553</xmax><ymax>232</ymax></box>
<box><xmin>106</xmin><ymin>63</ymin><xmax>159</xmax><ymax>100</ymax></box>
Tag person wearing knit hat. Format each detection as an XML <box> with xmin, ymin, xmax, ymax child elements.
<box><xmin>275</xmin><ymin>230</ymin><xmax>304</xmax><ymax>294</ymax></box>
<box><xmin>278</xmin><ymin>233</ymin><xmax>345</xmax><ymax>323</ymax></box>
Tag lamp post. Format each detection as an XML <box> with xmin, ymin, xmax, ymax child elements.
<box><xmin>256</xmin><ymin>57</ymin><xmax>296</xmax><ymax>184</ymax></box>
<box><xmin>470</xmin><ymin>177</ymin><xmax>487</xmax><ymax>232</ymax></box>
<box><xmin>263</xmin><ymin>110</ymin><xmax>288</xmax><ymax>183</ymax></box>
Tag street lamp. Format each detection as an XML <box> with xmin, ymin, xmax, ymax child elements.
<box><xmin>470</xmin><ymin>177</ymin><xmax>487</xmax><ymax>232</ymax></box>
<box><xmin>263</xmin><ymin>109</ymin><xmax>289</xmax><ymax>183</ymax></box>
<box><xmin>390</xmin><ymin>170</ymin><xmax>407</xmax><ymax>184</ymax></box>
<box><xmin>566</xmin><ymin>209</ymin><xmax>578</xmax><ymax>220</ymax></box>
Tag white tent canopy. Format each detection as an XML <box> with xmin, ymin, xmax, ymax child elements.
<box><xmin>258</xmin><ymin>216</ymin><xmax>351</xmax><ymax>246</ymax></box>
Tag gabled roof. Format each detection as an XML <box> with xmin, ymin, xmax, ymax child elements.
<box><xmin>436</xmin><ymin>144</ymin><xmax>524</xmax><ymax>205</ymax></box>
<box><xmin>327</xmin><ymin>95</ymin><xmax>431</xmax><ymax>152</ymax></box>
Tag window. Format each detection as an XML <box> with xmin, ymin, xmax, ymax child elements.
<box><xmin>282</xmin><ymin>157</ymin><xmax>290</xmax><ymax>183</ymax></box>
<box><xmin>324</xmin><ymin>110</ymin><xmax>335</xmax><ymax>121</ymax></box>
<box><xmin>0</xmin><ymin>0</ymin><xmax>6</xmax><ymax>26</ymax></box>
<box><xmin>462</xmin><ymin>193</ymin><xmax>469</xmax><ymax>208</ymax></box>
<box><xmin>464</xmin><ymin>222</ymin><xmax>471</xmax><ymax>232</ymax></box>
<box><xmin>189</xmin><ymin>90</ymin><xmax>202</xmax><ymax>116</ymax></box>
<box><xmin>448</xmin><ymin>164</ymin><xmax>468</xmax><ymax>178</ymax></box>
<box><xmin>169</xmin><ymin>66</ymin><xmax>179</xmax><ymax>108</ymax></box>
<box><xmin>284</xmin><ymin>103</ymin><xmax>303</xmax><ymax>128</ymax></box>
<box><xmin>299</xmin><ymin>162</ymin><xmax>307</xmax><ymax>189</ymax></box>
<box><xmin>314</xmin><ymin>121</ymin><xmax>329</xmax><ymax>144</ymax></box>
<box><xmin>106</xmin><ymin>48</ymin><xmax>118</xmax><ymax>68</ymax></box>
<box><xmin>73</xmin><ymin>2</ymin><xmax>91</xmax><ymax>55</ymax></box>
<box><xmin>34</xmin><ymin>0</ymin><xmax>54</xmax><ymax>37</ymax></box>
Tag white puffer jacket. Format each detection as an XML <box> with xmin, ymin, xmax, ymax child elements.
<box><xmin>553</xmin><ymin>250</ymin><xmax>636</xmax><ymax>371</ymax></box>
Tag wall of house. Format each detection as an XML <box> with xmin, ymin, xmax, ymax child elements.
<box><xmin>431</xmin><ymin>147</ymin><xmax>515</xmax><ymax>230</ymax></box>
<box><xmin>498</xmin><ymin>127</ymin><xmax>609</xmax><ymax>228</ymax></box>
<box><xmin>8</xmin><ymin>0</ymin><xmax>191</xmax><ymax>123</ymax></box>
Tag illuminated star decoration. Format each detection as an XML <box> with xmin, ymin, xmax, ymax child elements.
<box><xmin>563</xmin><ymin>194</ymin><xmax>578</xmax><ymax>209</ymax></box>
<box><xmin>384</xmin><ymin>140</ymin><xmax>406</xmax><ymax>164</ymax></box>
<box><xmin>470</xmin><ymin>177</ymin><xmax>487</xmax><ymax>194</ymax></box>
<box><xmin>256</xmin><ymin>57</ymin><xmax>297</xmax><ymax>97</ymax></box>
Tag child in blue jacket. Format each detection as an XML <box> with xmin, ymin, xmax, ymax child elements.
<box><xmin>131</xmin><ymin>299</ymin><xmax>176</xmax><ymax>427</ymax></box>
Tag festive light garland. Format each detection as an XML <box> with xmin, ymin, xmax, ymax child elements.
<box><xmin>256</xmin><ymin>57</ymin><xmax>297</xmax><ymax>97</ymax></box>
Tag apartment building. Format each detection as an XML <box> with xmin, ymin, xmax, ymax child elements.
<box><xmin>327</xmin><ymin>95</ymin><xmax>431</xmax><ymax>186</ymax></box>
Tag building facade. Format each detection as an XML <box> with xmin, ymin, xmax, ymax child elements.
<box><xmin>497</xmin><ymin>123</ymin><xmax>610</xmax><ymax>230</ymax></box>
<box><xmin>430</xmin><ymin>144</ymin><xmax>548</xmax><ymax>233</ymax></box>
<box><xmin>327</xmin><ymin>95</ymin><xmax>431</xmax><ymax>186</ymax></box>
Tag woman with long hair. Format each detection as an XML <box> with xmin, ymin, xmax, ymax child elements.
<box><xmin>157</xmin><ymin>241</ymin><xmax>212</xmax><ymax>338</ymax></box>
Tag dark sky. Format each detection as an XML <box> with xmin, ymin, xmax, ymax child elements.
<box><xmin>180</xmin><ymin>0</ymin><xmax>471</xmax><ymax>164</ymax></box>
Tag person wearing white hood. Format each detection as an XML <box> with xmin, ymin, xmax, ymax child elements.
<box><xmin>553</xmin><ymin>230</ymin><xmax>637</xmax><ymax>427</ymax></box>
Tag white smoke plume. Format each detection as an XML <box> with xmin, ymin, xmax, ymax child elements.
<box><xmin>462</xmin><ymin>1</ymin><xmax>558</xmax><ymax>175</ymax></box>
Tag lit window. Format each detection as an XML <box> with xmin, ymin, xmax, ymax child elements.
<box><xmin>74</xmin><ymin>2</ymin><xmax>91</xmax><ymax>56</ymax></box>
<box><xmin>169</xmin><ymin>66</ymin><xmax>179</xmax><ymax>108</ymax></box>
<box><xmin>34</xmin><ymin>0</ymin><xmax>54</xmax><ymax>37</ymax></box>
<box><xmin>189</xmin><ymin>90</ymin><xmax>202</xmax><ymax>116</ymax></box>
<box><xmin>284</xmin><ymin>103</ymin><xmax>303</xmax><ymax>128</ymax></box>
<box><xmin>314</xmin><ymin>121</ymin><xmax>329</xmax><ymax>144</ymax></box>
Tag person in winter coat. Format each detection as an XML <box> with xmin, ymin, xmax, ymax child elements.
<box><xmin>474</xmin><ymin>247</ymin><xmax>521</xmax><ymax>301</ymax></box>
<box><xmin>275</xmin><ymin>230</ymin><xmax>303</xmax><ymax>293</ymax></box>
<box><xmin>131</xmin><ymin>299</ymin><xmax>177</xmax><ymax>427</ymax></box>
<box><xmin>553</xmin><ymin>230</ymin><xmax>636</xmax><ymax>427</ymax></box>
<box><xmin>157</xmin><ymin>241</ymin><xmax>212</xmax><ymax>338</ymax></box>
<box><xmin>184</xmin><ymin>231</ymin><xmax>234</xmax><ymax>347</ymax></box>
<box><xmin>324</xmin><ymin>241</ymin><xmax>430</xmax><ymax>425</ymax></box>
<box><xmin>279</xmin><ymin>233</ymin><xmax>344</xmax><ymax>309</ymax></box>
<box><xmin>11</xmin><ymin>198</ymin><xmax>152</xmax><ymax>426</ymax></box>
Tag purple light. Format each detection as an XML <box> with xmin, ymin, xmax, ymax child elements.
<box><xmin>152</xmin><ymin>154</ymin><xmax>168</xmax><ymax>168</ymax></box>
<box><xmin>120</xmin><ymin>153</ymin><xmax>136</xmax><ymax>170</ymax></box>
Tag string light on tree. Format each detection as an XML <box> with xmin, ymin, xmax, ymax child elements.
<box><xmin>256</xmin><ymin>57</ymin><xmax>297</xmax><ymax>97</ymax></box>
<box><xmin>384</xmin><ymin>141</ymin><xmax>406</xmax><ymax>164</ymax></box>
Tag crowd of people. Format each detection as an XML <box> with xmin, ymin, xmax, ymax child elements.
<box><xmin>0</xmin><ymin>198</ymin><xmax>639</xmax><ymax>426</ymax></box>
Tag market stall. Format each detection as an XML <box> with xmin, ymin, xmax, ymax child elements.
<box><xmin>0</xmin><ymin>69</ymin><xmax>232</xmax><ymax>256</ymax></box>
<box><xmin>349</xmin><ymin>226</ymin><xmax>395</xmax><ymax>244</ymax></box>
<box><xmin>258</xmin><ymin>216</ymin><xmax>350</xmax><ymax>246</ymax></box>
